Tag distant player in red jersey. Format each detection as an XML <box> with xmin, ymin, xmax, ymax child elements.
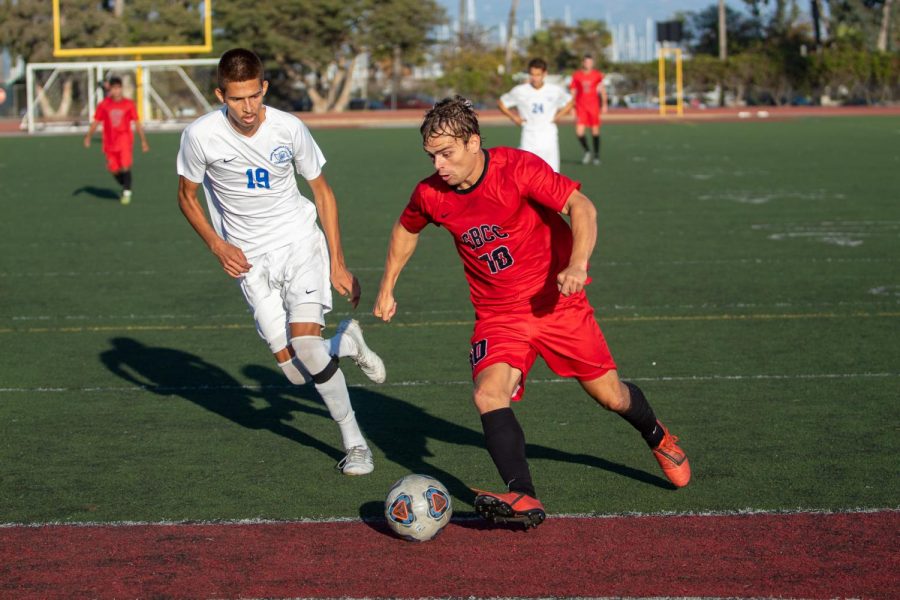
<box><xmin>83</xmin><ymin>76</ymin><xmax>150</xmax><ymax>204</ymax></box>
<box><xmin>373</xmin><ymin>96</ymin><xmax>690</xmax><ymax>529</ymax></box>
<box><xmin>569</xmin><ymin>55</ymin><xmax>608</xmax><ymax>165</ymax></box>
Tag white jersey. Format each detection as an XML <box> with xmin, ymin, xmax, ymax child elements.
<box><xmin>176</xmin><ymin>106</ymin><xmax>326</xmax><ymax>259</ymax></box>
<box><xmin>500</xmin><ymin>83</ymin><xmax>571</xmax><ymax>172</ymax></box>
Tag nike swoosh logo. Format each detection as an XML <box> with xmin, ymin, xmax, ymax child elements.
<box><xmin>305</xmin><ymin>289</ymin><xmax>317</xmax><ymax>294</ymax></box>
<box><xmin>222</xmin><ymin>157</ymin><xmax>238</xmax><ymax>163</ymax></box>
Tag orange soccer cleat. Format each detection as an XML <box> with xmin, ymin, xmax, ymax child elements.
<box><xmin>652</xmin><ymin>421</ymin><xmax>691</xmax><ymax>488</ymax></box>
<box><xmin>473</xmin><ymin>490</ymin><xmax>546</xmax><ymax>529</ymax></box>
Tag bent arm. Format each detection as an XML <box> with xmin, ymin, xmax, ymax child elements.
<box><xmin>177</xmin><ymin>175</ymin><xmax>251</xmax><ymax>278</ymax></box>
<box><xmin>374</xmin><ymin>220</ymin><xmax>421</xmax><ymax>322</ymax></box>
<box><xmin>557</xmin><ymin>189</ymin><xmax>598</xmax><ymax>296</ymax></box>
<box><xmin>555</xmin><ymin>98</ymin><xmax>575</xmax><ymax>122</ymax></box>
<box><xmin>307</xmin><ymin>173</ymin><xmax>360</xmax><ymax>307</ymax></box>
<box><xmin>497</xmin><ymin>99</ymin><xmax>523</xmax><ymax>126</ymax></box>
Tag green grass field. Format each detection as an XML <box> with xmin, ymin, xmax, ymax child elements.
<box><xmin>1</xmin><ymin>116</ymin><xmax>898</xmax><ymax>525</ymax></box>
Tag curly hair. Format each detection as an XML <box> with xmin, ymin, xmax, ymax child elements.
<box><xmin>419</xmin><ymin>95</ymin><xmax>481</xmax><ymax>144</ymax></box>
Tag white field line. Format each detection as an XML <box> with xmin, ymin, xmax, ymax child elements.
<box><xmin>1</xmin><ymin>506</ymin><xmax>897</xmax><ymax>529</ymax></box>
<box><xmin>0</xmin><ymin>372</ymin><xmax>896</xmax><ymax>394</ymax></box>
<box><xmin>1</xmin><ymin>255</ymin><xmax>897</xmax><ymax>278</ymax></box>
<box><xmin>4</xmin><ymin>297</ymin><xmax>900</xmax><ymax>324</ymax></box>
<box><xmin>1</xmin><ymin>310</ymin><xmax>899</xmax><ymax>335</ymax></box>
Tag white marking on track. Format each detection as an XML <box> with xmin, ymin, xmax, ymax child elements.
<box><xmin>1</xmin><ymin>506</ymin><xmax>896</xmax><ymax>529</ymax></box>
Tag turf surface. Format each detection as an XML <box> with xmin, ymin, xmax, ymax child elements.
<box><xmin>1</xmin><ymin>116</ymin><xmax>898</xmax><ymax>524</ymax></box>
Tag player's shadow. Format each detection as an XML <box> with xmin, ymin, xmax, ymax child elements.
<box><xmin>100</xmin><ymin>338</ymin><xmax>671</xmax><ymax>523</ymax></box>
<box><xmin>342</xmin><ymin>386</ymin><xmax>672</xmax><ymax>521</ymax></box>
<box><xmin>99</xmin><ymin>337</ymin><xmax>344</xmax><ymax>462</ymax></box>
<box><xmin>72</xmin><ymin>185</ymin><xmax>121</xmax><ymax>201</ymax></box>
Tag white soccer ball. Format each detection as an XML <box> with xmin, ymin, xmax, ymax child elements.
<box><xmin>384</xmin><ymin>474</ymin><xmax>453</xmax><ymax>542</ymax></box>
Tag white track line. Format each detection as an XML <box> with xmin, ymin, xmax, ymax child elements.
<box><xmin>0</xmin><ymin>372</ymin><xmax>896</xmax><ymax>395</ymax></box>
<box><xmin>1</xmin><ymin>506</ymin><xmax>896</xmax><ymax>529</ymax></box>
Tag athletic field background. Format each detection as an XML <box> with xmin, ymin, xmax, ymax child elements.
<box><xmin>0</xmin><ymin>116</ymin><xmax>897</xmax><ymax>530</ymax></box>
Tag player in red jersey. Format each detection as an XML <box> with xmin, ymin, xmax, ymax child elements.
<box><xmin>373</xmin><ymin>96</ymin><xmax>690</xmax><ymax>529</ymax></box>
<box><xmin>83</xmin><ymin>76</ymin><xmax>150</xmax><ymax>204</ymax></box>
<box><xmin>569</xmin><ymin>55</ymin><xmax>608</xmax><ymax>165</ymax></box>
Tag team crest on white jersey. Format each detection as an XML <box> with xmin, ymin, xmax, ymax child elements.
<box><xmin>270</xmin><ymin>145</ymin><xmax>293</xmax><ymax>165</ymax></box>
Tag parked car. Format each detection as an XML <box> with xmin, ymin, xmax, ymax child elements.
<box><xmin>348</xmin><ymin>98</ymin><xmax>386</xmax><ymax>110</ymax></box>
<box><xmin>382</xmin><ymin>93</ymin><xmax>435</xmax><ymax>110</ymax></box>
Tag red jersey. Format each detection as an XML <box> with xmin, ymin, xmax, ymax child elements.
<box><xmin>570</xmin><ymin>69</ymin><xmax>604</xmax><ymax>111</ymax></box>
<box><xmin>400</xmin><ymin>147</ymin><xmax>581</xmax><ymax>318</ymax></box>
<box><xmin>93</xmin><ymin>96</ymin><xmax>138</xmax><ymax>152</ymax></box>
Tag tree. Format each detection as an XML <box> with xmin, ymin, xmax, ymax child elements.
<box><xmin>216</xmin><ymin>0</ymin><xmax>445</xmax><ymax>113</ymax></box>
<box><xmin>365</xmin><ymin>0</ymin><xmax>447</xmax><ymax>110</ymax></box>
<box><xmin>504</xmin><ymin>0</ymin><xmax>520</xmax><ymax>74</ymax></box>
<box><xmin>525</xmin><ymin>19</ymin><xmax>612</xmax><ymax>74</ymax></box>
<box><xmin>434</xmin><ymin>46</ymin><xmax>515</xmax><ymax>104</ymax></box>
<box><xmin>685</xmin><ymin>3</ymin><xmax>764</xmax><ymax>56</ymax></box>
<box><xmin>826</xmin><ymin>0</ymin><xmax>899</xmax><ymax>51</ymax></box>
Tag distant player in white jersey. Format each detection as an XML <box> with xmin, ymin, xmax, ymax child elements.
<box><xmin>498</xmin><ymin>58</ymin><xmax>574</xmax><ymax>172</ymax></box>
<box><xmin>176</xmin><ymin>48</ymin><xmax>383</xmax><ymax>476</ymax></box>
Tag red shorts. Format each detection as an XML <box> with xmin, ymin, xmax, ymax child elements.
<box><xmin>469</xmin><ymin>293</ymin><xmax>616</xmax><ymax>401</ymax></box>
<box><xmin>104</xmin><ymin>146</ymin><xmax>133</xmax><ymax>172</ymax></box>
<box><xmin>575</xmin><ymin>105</ymin><xmax>601</xmax><ymax>128</ymax></box>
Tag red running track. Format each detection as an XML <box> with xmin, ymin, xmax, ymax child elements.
<box><xmin>1</xmin><ymin>511</ymin><xmax>897</xmax><ymax>599</ymax></box>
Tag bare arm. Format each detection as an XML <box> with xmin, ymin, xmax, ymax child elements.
<box><xmin>177</xmin><ymin>175</ymin><xmax>251</xmax><ymax>278</ymax></box>
<box><xmin>600</xmin><ymin>85</ymin><xmax>609</xmax><ymax>114</ymax></box>
<box><xmin>83</xmin><ymin>120</ymin><xmax>100</xmax><ymax>148</ymax></box>
<box><xmin>497</xmin><ymin>99</ymin><xmax>524</xmax><ymax>126</ymax></box>
<box><xmin>307</xmin><ymin>173</ymin><xmax>360</xmax><ymax>308</ymax></box>
<box><xmin>134</xmin><ymin>120</ymin><xmax>150</xmax><ymax>152</ymax></box>
<box><xmin>373</xmin><ymin>220</ymin><xmax>421</xmax><ymax>322</ymax></box>
<box><xmin>557</xmin><ymin>189</ymin><xmax>598</xmax><ymax>296</ymax></box>
<box><xmin>554</xmin><ymin>98</ymin><xmax>575</xmax><ymax>123</ymax></box>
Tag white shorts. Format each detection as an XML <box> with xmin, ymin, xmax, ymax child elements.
<box><xmin>238</xmin><ymin>230</ymin><xmax>333</xmax><ymax>354</ymax></box>
<box><xmin>520</xmin><ymin>125</ymin><xmax>560</xmax><ymax>172</ymax></box>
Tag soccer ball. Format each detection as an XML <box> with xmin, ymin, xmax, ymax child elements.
<box><xmin>384</xmin><ymin>474</ymin><xmax>452</xmax><ymax>542</ymax></box>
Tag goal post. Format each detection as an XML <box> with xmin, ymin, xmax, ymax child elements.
<box><xmin>52</xmin><ymin>0</ymin><xmax>213</xmax><ymax>58</ymax></box>
<box><xmin>23</xmin><ymin>58</ymin><xmax>219</xmax><ymax>134</ymax></box>
<box><xmin>658</xmin><ymin>47</ymin><xmax>684</xmax><ymax>117</ymax></box>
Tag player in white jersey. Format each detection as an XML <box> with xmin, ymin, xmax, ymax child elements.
<box><xmin>176</xmin><ymin>48</ymin><xmax>383</xmax><ymax>476</ymax></box>
<box><xmin>498</xmin><ymin>58</ymin><xmax>574</xmax><ymax>172</ymax></box>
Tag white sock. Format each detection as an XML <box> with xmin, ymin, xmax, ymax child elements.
<box><xmin>291</xmin><ymin>335</ymin><xmax>366</xmax><ymax>450</ymax></box>
<box><xmin>278</xmin><ymin>358</ymin><xmax>311</xmax><ymax>385</ymax></box>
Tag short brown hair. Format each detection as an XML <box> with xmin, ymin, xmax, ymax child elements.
<box><xmin>420</xmin><ymin>96</ymin><xmax>481</xmax><ymax>144</ymax></box>
<box><xmin>217</xmin><ymin>48</ymin><xmax>264</xmax><ymax>90</ymax></box>
<box><xmin>527</xmin><ymin>58</ymin><xmax>548</xmax><ymax>72</ymax></box>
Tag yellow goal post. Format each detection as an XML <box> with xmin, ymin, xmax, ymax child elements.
<box><xmin>52</xmin><ymin>0</ymin><xmax>213</xmax><ymax>58</ymax></box>
<box><xmin>658</xmin><ymin>47</ymin><xmax>684</xmax><ymax>117</ymax></box>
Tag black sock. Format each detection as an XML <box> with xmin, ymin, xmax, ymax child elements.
<box><xmin>480</xmin><ymin>407</ymin><xmax>536</xmax><ymax>497</ymax></box>
<box><xmin>113</xmin><ymin>172</ymin><xmax>124</xmax><ymax>186</ymax></box>
<box><xmin>621</xmin><ymin>382</ymin><xmax>664</xmax><ymax>448</ymax></box>
<box><xmin>121</xmin><ymin>170</ymin><xmax>132</xmax><ymax>191</ymax></box>
<box><xmin>592</xmin><ymin>135</ymin><xmax>601</xmax><ymax>157</ymax></box>
<box><xmin>577</xmin><ymin>135</ymin><xmax>589</xmax><ymax>152</ymax></box>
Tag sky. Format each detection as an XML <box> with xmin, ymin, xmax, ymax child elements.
<box><xmin>435</xmin><ymin>0</ymin><xmax>772</xmax><ymax>29</ymax></box>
